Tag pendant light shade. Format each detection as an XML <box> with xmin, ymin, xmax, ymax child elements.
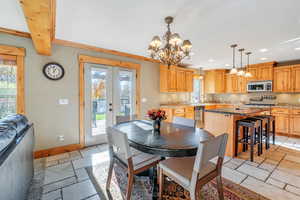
<box><xmin>229</xmin><ymin>44</ymin><xmax>238</xmax><ymax>74</ymax></box>
<box><xmin>244</xmin><ymin>52</ymin><xmax>252</xmax><ymax>77</ymax></box>
<box><xmin>230</xmin><ymin>68</ymin><xmax>238</xmax><ymax>74</ymax></box>
<box><xmin>237</xmin><ymin>48</ymin><xmax>245</xmax><ymax>76</ymax></box>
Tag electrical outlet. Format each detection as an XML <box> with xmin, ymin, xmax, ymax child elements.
<box><xmin>58</xmin><ymin>135</ymin><xmax>64</xmax><ymax>141</ymax></box>
<box><xmin>59</xmin><ymin>99</ymin><xmax>69</xmax><ymax>105</ymax></box>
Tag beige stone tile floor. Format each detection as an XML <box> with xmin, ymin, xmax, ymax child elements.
<box><xmin>27</xmin><ymin>135</ymin><xmax>300</xmax><ymax>200</ymax></box>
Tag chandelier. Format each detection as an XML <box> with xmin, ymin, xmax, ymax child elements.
<box><xmin>229</xmin><ymin>44</ymin><xmax>252</xmax><ymax>78</ymax></box>
<box><xmin>148</xmin><ymin>16</ymin><xmax>192</xmax><ymax>66</ymax></box>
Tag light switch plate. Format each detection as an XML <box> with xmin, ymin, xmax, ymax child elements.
<box><xmin>59</xmin><ymin>99</ymin><xmax>69</xmax><ymax>105</ymax></box>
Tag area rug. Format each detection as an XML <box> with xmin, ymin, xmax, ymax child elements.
<box><xmin>86</xmin><ymin>160</ymin><xmax>269</xmax><ymax>200</ymax></box>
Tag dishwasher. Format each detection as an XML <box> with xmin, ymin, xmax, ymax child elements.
<box><xmin>194</xmin><ymin>106</ymin><xmax>205</xmax><ymax>128</ymax></box>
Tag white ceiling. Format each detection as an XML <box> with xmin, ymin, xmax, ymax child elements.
<box><xmin>1</xmin><ymin>0</ymin><xmax>300</xmax><ymax>69</ymax></box>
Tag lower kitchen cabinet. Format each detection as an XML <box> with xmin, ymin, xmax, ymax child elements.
<box><xmin>185</xmin><ymin>106</ymin><xmax>195</xmax><ymax>119</ymax></box>
<box><xmin>162</xmin><ymin>108</ymin><xmax>173</xmax><ymax>123</ymax></box>
<box><xmin>290</xmin><ymin>115</ymin><xmax>300</xmax><ymax>136</ymax></box>
<box><xmin>274</xmin><ymin>114</ymin><xmax>289</xmax><ymax>134</ymax></box>
<box><xmin>161</xmin><ymin>106</ymin><xmax>195</xmax><ymax>123</ymax></box>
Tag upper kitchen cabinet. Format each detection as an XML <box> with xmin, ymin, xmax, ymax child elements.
<box><xmin>176</xmin><ymin>67</ymin><xmax>187</xmax><ymax>92</ymax></box>
<box><xmin>225</xmin><ymin>74</ymin><xmax>246</xmax><ymax>93</ymax></box>
<box><xmin>247</xmin><ymin>62</ymin><xmax>275</xmax><ymax>82</ymax></box>
<box><xmin>237</xmin><ymin>75</ymin><xmax>247</xmax><ymax>93</ymax></box>
<box><xmin>159</xmin><ymin>65</ymin><xmax>194</xmax><ymax>92</ymax></box>
<box><xmin>204</xmin><ymin>69</ymin><xmax>226</xmax><ymax>94</ymax></box>
<box><xmin>185</xmin><ymin>71</ymin><xmax>194</xmax><ymax>92</ymax></box>
<box><xmin>292</xmin><ymin>64</ymin><xmax>300</xmax><ymax>92</ymax></box>
<box><xmin>273</xmin><ymin>66</ymin><xmax>292</xmax><ymax>92</ymax></box>
<box><xmin>226</xmin><ymin>74</ymin><xmax>238</xmax><ymax>93</ymax></box>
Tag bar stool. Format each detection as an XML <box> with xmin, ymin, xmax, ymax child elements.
<box><xmin>235</xmin><ymin>118</ymin><xmax>262</xmax><ymax>162</ymax></box>
<box><xmin>252</xmin><ymin>115</ymin><xmax>272</xmax><ymax>150</ymax></box>
<box><xmin>249</xmin><ymin>116</ymin><xmax>269</xmax><ymax>153</ymax></box>
<box><xmin>264</xmin><ymin>115</ymin><xmax>276</xmax><ymax>145</ymax></box>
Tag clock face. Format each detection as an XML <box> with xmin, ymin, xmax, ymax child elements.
<box><xmin>43</xmin><ymin>63</ymin><xmax>65</xmax><ymax>80</ymax></box>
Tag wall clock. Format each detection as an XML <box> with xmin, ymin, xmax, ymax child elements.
<box><xmin>43</xmin><ymin>62</ymin><xmax>65</xmax><ymax>80</ymax></box>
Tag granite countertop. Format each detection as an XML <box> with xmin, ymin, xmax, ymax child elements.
<box><xmin>160</xmin><ymin>103</ymin><xmax>231</xmax><ymax>108</ymax></box>
<box><xmin>160</xmin><ymin>102</ymin><xmax>300</xmax><ymax>109</ymax></box>
<box><xmin>204</xmin><ymin>107</ymin><xmax>269</xmax><ymax>116</ymax></box>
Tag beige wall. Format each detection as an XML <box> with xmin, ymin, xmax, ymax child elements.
<box><xmin>0</xmin><ymin>33</ymin><xmax>160</xmax><ymax>150</ymax></box>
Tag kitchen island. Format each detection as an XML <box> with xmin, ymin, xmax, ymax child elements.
<box><xmin>204</xmin><ymin>107</ymin><xmax>269</xmax><ymax>157</ymax></box>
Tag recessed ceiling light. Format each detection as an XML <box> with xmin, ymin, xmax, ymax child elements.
<box><xmin>295</xmin><ymin>47</ymin><xmax>300</xmax><ymax>51</ymax></box>
<box><xmin>225</xmin><ymin>64</ymin><xmax>230</xmax><ymax>67</ymax></box>
<box><xmin>208</xmin><ymin>59</ymin><xmax>215</xmax><ymax>62</ymax></box>
<box><xmin>259</xmin><ymin>48</ymin><xmax>268</xmax><ymax>52</ymax></box>
<box><xmin>260</xmin><ymin>57</ymin><xmax>268</xmax><ymax>60</ymax></box>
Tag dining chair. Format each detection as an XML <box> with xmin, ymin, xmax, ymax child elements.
<box><xmin>116</xmin><ymin>114</ymin><xmax>137</xmax><ymax>124</ymax></box>
<box><xmin>106</xmin><ymin>127</ymin><xmax>161</xmax><ymax>200</ymax></box>
<box><xmin>173</xmin><ymin>116</ymin><xmax>196</xmax><ymax>128</ymax></box>
<box><xmin>158</xmin><ymin>133</ymin><xmax>228</xmax><ymax>200</ymax></box>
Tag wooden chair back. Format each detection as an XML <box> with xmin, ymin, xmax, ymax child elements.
<box><xmin>116</xmin><ymin>114</ymin><xmax>137</xmax><ymax>124</ymax></box>
<box><xmin>106</xmin><ymin>127</ymin><xmax>132</xmax><ymax>159</ymax></box>
<box><xmin>191</xmin><ymin>133</ymin><xmax>228</xmax><ymax>184</ymax></box>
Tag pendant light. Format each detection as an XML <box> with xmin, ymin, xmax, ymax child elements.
<box><xmin>244</xmin><ymin>52</ymin><xmax>252</xmax><ymax>78</ymax></box>
<box><xmin>198</xmin><ymin>67</ymin><xmax>204</xmax><ymax>79</ymax></box>
<box><xmin>229</xmin><ymin>44</ymin><xmax>238</xmax><ymax>74</ymax></box>
<box><xmin>237</xmin><ymin>48</ymin><xmax>245</xmax><ymax>76</ymax></box>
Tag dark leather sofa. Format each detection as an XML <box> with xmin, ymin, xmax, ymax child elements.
<box><xmin>0</xmin><ymin>114</ymin><xmax>34</xmax><ymax>200</ymax></box>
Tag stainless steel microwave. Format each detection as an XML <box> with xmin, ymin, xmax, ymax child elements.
<box><xmin>247</xmin><ymin>81</ymin><xmax>272</xmax><ymax>92</ymax></box>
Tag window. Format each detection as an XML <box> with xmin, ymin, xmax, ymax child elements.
<box><xmin>118</xmin><ymin>70</ymin><xmax>135</xmax><ymax>116</ymax></box>
<box><xmin>191</xmin><ymin>77</ymin><xmax>202</xmax><ymax>103</ymax></box>
<box><xmin>0</xmin><ymin>57</ymin><xmax>17</xmax><ymax>118</ymax></box>
<box><xmin>0</xmin><ymin>45</ymin><xmax>25</xmax><ymax>119</ymax></box>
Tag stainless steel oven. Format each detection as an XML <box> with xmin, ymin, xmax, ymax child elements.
<box><xmin>247</xmin><ymin>81</ymin><xmax>272</xmax><ymax>92</ymax></box>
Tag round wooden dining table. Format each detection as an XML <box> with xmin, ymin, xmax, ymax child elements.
<box><xmin>113</xmin><ymin>120</ymin><xmax>213</xmax><ymax>157</ymax></box>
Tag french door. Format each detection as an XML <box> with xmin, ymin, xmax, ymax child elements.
<box><xmin>84</xmin><ymin>63</ymin><xmax>136</xmax><ymax>146</ymax></box>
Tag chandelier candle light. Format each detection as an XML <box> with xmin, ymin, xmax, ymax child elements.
<box><xmin>148</xmin><ymin>16</ymin><xmax>192</xmax><ymax>66</ymax></box>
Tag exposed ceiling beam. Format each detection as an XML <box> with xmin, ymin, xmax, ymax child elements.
<box><xmin>19</xmin><ymin>0</ymin><xmax>55</xmax><ymax>56</ymax></box>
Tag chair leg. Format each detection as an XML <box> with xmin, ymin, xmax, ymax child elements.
<box><xmin>235</xmin><ymin>122</ymin><xmax>240</xmax><ymax>157</ymax></box>
<box><xmin>272</xmin><ymin>120</ymin><xmax>275</xmax><ymax>145</ymax></box>
<box><xmin>250</xmin><ymin>127</ymin><xmax>254</xmax><ymax>162</ymax></box>
<box><xmin>157</xmin><ymin>166</ymin><xmax>160</xmax><ymax>185</ymax></box>
<box><xmin>266</xmin><ymin>121</ymin><xmax>270</xmax><ymax>150</ymax></box>
<box><xmin>194</xmin><ymin>181</ymin><xmax>204</xmax><ymax>200</ymax></box>
<box><xmin>216</xmin><ymin>175</ymin><xmax>224</xmax><ymax>200</ymax></box>
<box><xmin>106</xmin><ymin>160</ymin><xmax>114</xmax><ymax>191</ymax></box>
<box><xmin>158</xmin><ymin>168</ymin><xmax>164</xmax><ymax>200</ymax></box>
<box><xmin>242</xmin><ymin>126</ymin><xmax>246</xmax><ymax>152</ymax></box>
<box><xmin>126</xmin><ymin>172</ymin><xmax>134</xmax><ymax>200</ymax></box>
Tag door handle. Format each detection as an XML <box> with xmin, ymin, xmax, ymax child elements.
<box><xmin>109</xmin><ymin>103</ymin><xmax>112</xmax><ymax>106</ymax></box>
<box><xmin>109</xmin><ymin>108</ymin><xmax>113</xmax><ymax>112</ymax></box>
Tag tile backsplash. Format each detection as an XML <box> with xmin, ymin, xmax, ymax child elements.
<box><xmin>160</xmin><ymin>93</ymin><xmax>191</xmax><ymax>104</ymax></box>
<box><xmin>208</xmin><ymin>93</ymin><xmax>300</xmax><ymax>104</ymax></box>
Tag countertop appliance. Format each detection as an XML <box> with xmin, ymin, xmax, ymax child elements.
<box><xmin>247</xmin><ymin>81</ymin><xmax>272</xmax><ymax>92</ymax></box>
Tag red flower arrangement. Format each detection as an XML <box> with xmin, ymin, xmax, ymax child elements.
<box><xmin>147</xmin><ymin>109</ymin><xmax>167</xmax><ymax>121</ymax></box>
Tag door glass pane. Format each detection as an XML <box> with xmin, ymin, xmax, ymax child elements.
<box><xmin>0</xmin><ymin>60</ymin><xmax>17</xmax><ymax>119</ymax></box>
<box><xmin>119</xmin><ymin>70</ymin><xmax>133</xmax><ymax>116</ymax></box>
<box><xmin>191</xmin><ymin>79</ymin><xmax>201</xmax><ymax>103</ymax></box>
<box><xmin>91</xmin><ymin>69</ymin><xmax>106</xmax><ymax>136</ymax></box>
